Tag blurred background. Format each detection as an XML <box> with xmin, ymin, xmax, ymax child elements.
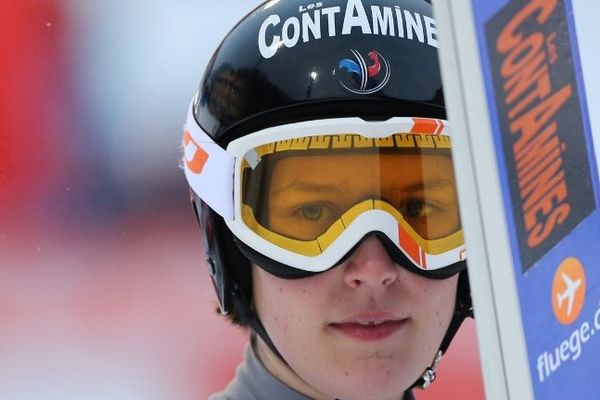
<box><xmin>0</xmin><ymin>1</ymin><xmax>484</xmax><ymax>399</ymax></box>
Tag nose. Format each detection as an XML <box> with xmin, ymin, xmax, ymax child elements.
<box><xmin>342</xmin><ymin>235</ymin><xmax>399</xmax><ymax>289</ymax></box>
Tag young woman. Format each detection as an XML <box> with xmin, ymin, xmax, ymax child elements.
<box><xmin>182</xmin><ymin>0</ymin><xmax>472</xmax><ymax>398</ymax></box>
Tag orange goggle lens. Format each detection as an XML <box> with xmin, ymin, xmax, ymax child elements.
<box><xmin>240</xmin><ymin>133</ymin><xmax>462</xmax><ymax>258</ymax></box>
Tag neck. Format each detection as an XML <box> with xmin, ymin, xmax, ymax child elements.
<box><xmin>252</xmin><ymin>334</ymin><xmax>410</xmax><ymax>400</ymax></box>
<box><xmin>253</xmin><ymin>335</ymin><xmax>333</xmax><ymax>400</ymax></box>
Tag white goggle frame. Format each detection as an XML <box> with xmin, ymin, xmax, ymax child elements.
<box><xmin>183</xmin><ymin>101</ymin><xmax>466</xmax><ymax>273</ymax></box>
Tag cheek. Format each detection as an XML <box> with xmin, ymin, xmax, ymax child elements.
<box><xmin>413</xmin><ymin>274</ymin><xmax>458</xmax><ymax>334</ymax></box>
<box><xmin>252</xmin><ymin>268</ymin><xmax>325</xmax><ymax>337</ymax></box>
<box><xmin>253</xmin><ymin>271</ymin><xmax>288</xmax><ymax>329</ymax></box>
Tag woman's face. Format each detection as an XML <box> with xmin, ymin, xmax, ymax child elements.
<box><xmin>252</xmin><ymin>236</ymin><xmax>459</xmax><ymax>400</ymax></box>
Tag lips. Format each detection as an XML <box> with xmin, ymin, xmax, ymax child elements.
<box><xmin>329</xmin><ymin>315</ymin><xmax>406</xmax><ymax>341</ymax></box>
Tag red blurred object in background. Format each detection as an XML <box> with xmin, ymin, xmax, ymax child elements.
<box><xmin>0</xmin><ymin>1</ymin><xmax>80</xmax><ymax>225</ymax></box>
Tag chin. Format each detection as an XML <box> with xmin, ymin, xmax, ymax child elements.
<box><xmin>317</xmin><ymin>362</ymin><xmax>414</xmax><ymax>400</ymax></box>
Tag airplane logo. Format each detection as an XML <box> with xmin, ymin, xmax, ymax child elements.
<box><xmin>551</xmin><ymin>257</ymin><xmax>586</xmax><ymax>325</ymax></box>
<box><xmin>556</xmin><ymin>273</ymin><xmax>582</xmax><ymax>317</ymax></box>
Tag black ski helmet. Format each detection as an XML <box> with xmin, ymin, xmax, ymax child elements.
<box><xmin>187</xmin><ymin>0</ymin><xmax>472</xmax><ymax>388</ymax></box>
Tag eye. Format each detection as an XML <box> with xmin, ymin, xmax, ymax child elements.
<box><xmin>398</xmin><ymin>198</ymin><xmax>432</xmax><ymax>219</ymax></box>
<box><xmin>300</xmin><ymin>204</ymin><xmax>325</xmax><ymax>221</ymax></box>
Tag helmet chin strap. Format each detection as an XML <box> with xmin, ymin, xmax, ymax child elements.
<box><xmin>417</xmin><ymin>350</ymin><xmax>444</xmax><ymax>389</ymax></box>
<box><xmin>232</xmin><ymin>279</ymin><xmax>288</xmax><ymax>363</ymax></box>
<box><xmin>411</xmin><ymin>270</ymin><xmax>473</xmax><ymax>390</ymax></box>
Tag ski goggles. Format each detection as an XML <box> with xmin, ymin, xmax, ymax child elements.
<box><xmin>183</xmin><ymin>103</ymin><xmax>466</xmax><ymax>275</ymax></box>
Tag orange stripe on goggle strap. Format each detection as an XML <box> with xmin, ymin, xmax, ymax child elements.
<box><xmin>183</xmin><ymin>129</ymin><xmax>210</xmax><ymax>174</ymax></box>
<box><xmin>410</xmin><ymin>118</ymin><xmax>447</xmax><ymax>135</ymax></box>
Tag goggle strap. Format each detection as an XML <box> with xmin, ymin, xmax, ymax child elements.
<box><xmin>183</xmin><ymin>101</ymin><xmax>235</xmax><ymax>220</ymax></box>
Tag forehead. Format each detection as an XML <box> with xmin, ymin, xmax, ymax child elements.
<box><xmin>268</xmin><ymin>152</ymin><xmax>456</xmax><ymax>190</ymax></box>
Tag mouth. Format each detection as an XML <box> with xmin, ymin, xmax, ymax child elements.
<box><xmin>328</xmin><ymin>319</ymin><xmax>407</xmax><ymax>342</ymax></box>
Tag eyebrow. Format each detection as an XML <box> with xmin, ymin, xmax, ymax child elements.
<box><xmin>269</xmin><ymin>182</ymin><xmax>341</xmax><ymax>196</ymax></box>
<box><xmin>270</xmin><ymin>177</ymin><xmax>455</xmax><ymax>197</ymax></box>
<box><xmin>402</xmin><ymin>178</ymin><xmax>455</xmax><ymax>192</ymax></box>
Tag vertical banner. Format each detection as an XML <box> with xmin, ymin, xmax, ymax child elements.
<box><xmin>435</xmin><ymin>0</ymin><xmax>600</xmax><ymax>398</ymax></box>
<box><xmin>485</xmin><ymin>0</ymin><xmax>595</xmax><ymax>272</ymax></box>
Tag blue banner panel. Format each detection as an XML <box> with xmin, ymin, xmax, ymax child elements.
<box><xmin>471</xmin><ymin>0</ymin><xmax>600</xmax><ymax>398</ymax></box>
